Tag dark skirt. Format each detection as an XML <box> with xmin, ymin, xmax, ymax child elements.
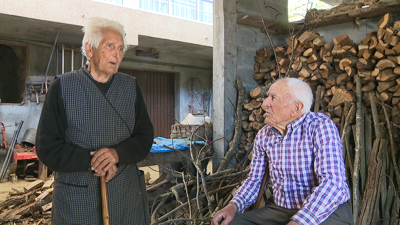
<box><xmin>52</xmin><ymin>164</ymin><xmax>149</xmax><ymax>225</ymax></box>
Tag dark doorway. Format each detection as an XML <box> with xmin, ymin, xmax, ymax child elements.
<box><xmin>0</xmin><ymin>42</ymin><xmax>28</xmax><ymax>104</ymax></box>
<box><xmin>119</xmin><ymin>69</ymin><xmax>175</xmax><ymax>138</ymax></box>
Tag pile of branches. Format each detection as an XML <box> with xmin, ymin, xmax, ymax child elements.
<box><xmin>0</xmin><ymin>176</ymin><xmax>54</xmax><ymax>225</ymax></box>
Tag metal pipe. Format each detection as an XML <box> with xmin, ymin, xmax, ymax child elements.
<box><xmin>43</xmin><ymin>29</ymin><xmax>60</xmax><ymax>93</ymax></box>
<box><xmin>62</xmin><ymin>45</ymin><xmax>65</xmax><ymax>74</ymax></box>
<box><xmin>56</xmin><ymin>44</ymin><xmax>58</xmax><ymax>75</ymax></box>
<box><xmin>0</xmin><ymin>121</ymin><xmax>24</xmax><ymax>182</ymax></box>
<box><xmin>71</xmin><ymin>47</ymin><xmax>74</xmax><ymax>71</ymax></box>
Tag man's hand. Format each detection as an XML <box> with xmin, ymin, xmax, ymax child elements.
<box><xmin>287</xmin><ymin>221</ymin><xmax>300</xmax><ymax>225</ymax></box>
<box><xmin>211</xmin><ymin>203</ymin><xmax>237</xmax><ymax>225</ymax></box>
<box><xmin>90</xmin><ymin>148</ymin><xmax>119</xmax><ymax>182</ymax></box>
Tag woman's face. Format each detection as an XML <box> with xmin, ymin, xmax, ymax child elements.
<box><xmin>89</xmin><ymin>28</ymin><xmax>124</xmax><ymax>77</ymax></box>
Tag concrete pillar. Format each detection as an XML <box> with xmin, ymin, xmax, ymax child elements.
<box><xmin>212</xmin><ymin>0</ymin><xmax>237</xmax><ymax>171</ymax></box>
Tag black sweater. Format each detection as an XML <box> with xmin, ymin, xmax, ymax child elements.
<box><xmin>36</xmin><ymin>74</ymin><xmax>154</xmax><ymax>172</ymax></box>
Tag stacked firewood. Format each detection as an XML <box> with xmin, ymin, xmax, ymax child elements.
<box><xmin>0</xmin><ymin>176</ymin><xmax>54</xmax><ymax>225</ymax></box>
<box><xmin>239</xmin><ymin>13</ymin><xmax>400</xmax><ymax>158</ymax></box>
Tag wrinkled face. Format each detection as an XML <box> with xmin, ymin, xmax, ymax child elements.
<box><xmin>88</xmin><ymin>28</ymin><xmax>124</xmax><ymax>77</ymax></box>
<box><xmin>262</xmin><ymin>81</ymin><xmax>296</xmax><ymax>128</ymax></box>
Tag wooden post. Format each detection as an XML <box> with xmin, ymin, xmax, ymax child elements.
<box><xmin>38</xmin><ymin>160</ymin><xmax>47</xmax><ymax>181</ymax></box>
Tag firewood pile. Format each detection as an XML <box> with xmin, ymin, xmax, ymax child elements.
<box><xmin>241</xmin><ymin>12</ymin><xmax>400</xmax><ymax>224</ymax></box>
<box><xmin>0</xmin><ymin>176</ymin><xmax>54</xmax><ymax>225</ymax></box>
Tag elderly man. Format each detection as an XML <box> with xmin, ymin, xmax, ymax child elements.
<box><xmin>212</xmin><ymin>78</ymin><xmax>352</xmax><ymax>225</ymax></box>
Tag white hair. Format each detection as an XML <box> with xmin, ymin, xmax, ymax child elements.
<box><xmin>280</xmin><ymin>78</ymin><xmax>313</xmax><ymax>114</ymax></box>
<box><xmin>81</xmin><ymin>17</ymin><xmax>128</xmax><ymax>63</ymax></box>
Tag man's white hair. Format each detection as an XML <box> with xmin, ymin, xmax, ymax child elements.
<box><xmin>81</xmin><ymin>17</ymin><xmax>128</xmax><ymax>63</ymax></box>
<box><xmin>281</xmin><ymin>77</ymin><xmax>313</xmax><ymax>114</ymax></box>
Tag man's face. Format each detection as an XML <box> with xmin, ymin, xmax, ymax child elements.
<box><xmin>90</xmin><ymin>28</ymin><xmax>124</xmax><ymax>76</ymax></box>
<box><xmin>262</xmin><ymin>81</ymin><xmax>296</xmax><ymax>128</ymax></box>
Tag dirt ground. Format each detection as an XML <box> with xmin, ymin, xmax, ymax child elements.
<box><xmin>0</xmin><ymin>179</ymin><xmax>31</xmax><ymax>201</ymax></box>
<box><xmin>0</xmin><ymin>166</ymin><xmax>160</xmax><ymax>202</ymax></box>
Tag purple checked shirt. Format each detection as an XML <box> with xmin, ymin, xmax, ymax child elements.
<box><xmin>231</xmin><ymin>112</ymin><xmax>350</xmax><ymax>225</ymax></box>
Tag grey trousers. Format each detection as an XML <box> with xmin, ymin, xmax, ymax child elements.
<box><xmin>229</xmin><ymin>200</ymin><xmax>353</xmax><ymax>225</ymax></box>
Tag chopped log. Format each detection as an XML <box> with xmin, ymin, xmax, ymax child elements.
<box><xmin>35</xmin><ymin>188</ymin><xmax>54</xmax><ymax>202</ymax></box>
<box><xmin>376</xmin><ymin>40</ymin><xmax>388</xmax><ymax>53</ymax></box>
<box><xmin>256</xmin><ymin>46</ymin><xmax>274</xmax><ymax>59</ymax></box>
<box><xmin>397</xmin><ymin>78</ymin><xmax>400</xmax><ymax>85</ymax></box>
<box><xmin>308</xmin><ymin>62</ymin><xmax>320</xmax><ymax>71</ymax></box>
<box><xmin>324</xmin><ymin>42</ymin><xmax>333</xmax><ymax>51</ymax></box>
<box><xmin>42</xmin><ymin>175</ymin><xmax>54</xmax><ymax>189</ymax></box>
<box><xmin>377</xmin><ymin>81</ymin><xmax>396</xmax><ymax>93</ymax></box>
<box><xmin>306</xmin><ymin>53</ymin><xmax>319</xmax><ymax>64</ymax></box>
<box><xmin>371</xmin><ymin>68</ymin><xmax>381</xmax><ymax>77</ymax></box>
<box><xmin>259</xmin><ymin>60</ymin><xmax>276</xmax><ymax>73</ymax></box>
<box><xmin>303</xmin><ymin>48</ymin><xmax>314</xmax><ymax>57</ymax></box>
<box><xmin>387</xmin><ymin>84</ymin><xmax>399</xmax><ymax>92</ymax></box>
<box><xmin>356</xmin><ymin>60</ymin><xmax>373</xmax><ymax>71</ymax></box>
<box><xmin>393</xmin><ymin>97</ymin><xmax>400</xmax><ymax>105</ymax></box>
<box><xmin>383</xmin><ymin>27</ymin><xmax>394</xmax><ymax>42</ymax></box>
<box><xmin>361</xmin><ymin>82</ymin><xmax>376</xmax><ymax>92</ymax></box>
<box><xmin>298</xmin><ymin>31</ymin><xmax>319</xmax><ymax>45</ymax></box>
<box><xmin>377</xmin><ymin>13</ymin><xmax>392</xmax><ymax>29</ymax></box>
<box><xmin>393</xmin><ymin>42</ymin><xmax>400</xmax><ymax>54</ymax></box>
<box><xmin>250</xmin><ymin>86</ymin><xmax>262</xmax><ymax>98</ymax></box>
<box><xmin>373</xmin><ymin>50</ymin><xmax>385</xmax><ymax>59</ymax></box>
<box><xmin>332</xmin><ymin>34</ymin><xmax>354</xmax><ymax>46</ymax></box>
<box><xmin>253</xmin><ymin>63</ymin><xmax>260</xmax><ymax>73</ymax></box>
<box><xmin>376</xmin><ymin>59</ymin><xmax>396</xmax><ymax>69</ymax></box>
<box><xmin>394</xmin><ymin>67</ymin><xmax>400</xmax><ymax>75</ymax></box>
<box><xmin>363</xmin><ymin>49</ymin><xmax>374</xmax><ymax>60</ymax></box>
<box><xmin>42</xmin><ymin>202</ymin><xmax>52</xmax><ymax>212</ymax></box>
<box><xmin>332</xmin><ymin>44</ymin><xmax>347</xmax><ymax>57</ymax></box>
<box><xmin>377</xmin><ymin>69</ymin><xmax>396</xmax><ymax>81</ymax></box>
<box><xmin>378</xmin><ymin>27</ymin><xmax>385</xmax><ymax>41</ymax></box>
<box><xmin>330</xmin><ymin>87</ymin><xmax>354</xmax><ymax>106</ymax></box>
<box><xmin>387</xmin><ymin>55</ymin><xmax>400</xmax><ymax>64</ymax></box>
<box><xmin>339</xmin><ymin>57</ymin><xmax>358</xmax><ymax>70</ymax></box>
<box><xmin>285</xmin><ymin>36</ymin><xmax>299</xmax><ymax>48</ymax></box>
<box><xmin>334</xmin><ymin>105</ymin><xmax>343</xmax><ymax>118</ymax></box>
<box><xmin>369</xmin><ymin>35</ymin><xmax>378</xmax><ymax>50</ymax></box>
<box><xmin>387</xmin><ymin>36</ymin><xmax>399</xmax><ymax>46</ymax></box>
<box><xmin>277</xmin><ymin>57</ymin><xmax>289</xmax><ymax>67</ymax></box>
<box><xmin>394</xmin><ymin>88</ymin><xmax>400</xmax><ymax>97</ymax></box>
<box><xmin>253</xmin><ymin>73</ymin><xmax>264</xmax><ymax>81</ymax></box>
<box><xmin>385</xmin><ymin>48</ymin><xmax>397</xmax><ymax>56</ymax></box>
<box><xmin>249</xmin><ymin>99</ymin><xmax>262</xmax><ymax>109</ymax></box>
<box><xmin>299</xmin><ymin>66</ymin><xmax>312</xmax><ymax>78</ymax></box>
<box><xmin>254</xmin><ymin>56</ymin><xmax>265</xmax><ymax>64</ymax></box>
<box><xmin>313</xmin><ymin>36</ymin><xmax>326</xmax><ymax>47</ymax></box>
<box><xmin>24</xmin><ymin>180</ymin><xmax>44</xmax><ymax>193</ymax></box>
<box><xmin>379</xmin><ymin>92</ymin><xmax>391</xmax><ymax>102</ymax></box>
<box><xmin>336</xmin><ymin>73</ymin><xmax>351</xmax><ymax>85</ymax></box>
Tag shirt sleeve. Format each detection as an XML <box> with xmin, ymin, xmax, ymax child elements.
<box><xmin>36</xmin><ymin>78</ymin><xmax>92</xmax><ymax>172</ymax></box>
<box><xmin>230</xmin><ymin>128</ymin><xmax>268</xmax><ymax>213</ymax></box>
<box><xmin>291</xmin><ymin>118</ymin><xmax>350</xmax><ymax>225</ymax></box>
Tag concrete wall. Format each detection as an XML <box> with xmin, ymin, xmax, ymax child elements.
<box><xmin>0</xmin><ymin>0</ymin><xmax>213</xmax><ymax>47</ymax></box>
<box><xmin>0</xmin><ymin>42</ymin><xmax>212</xmax><ymax>141</ymax></box>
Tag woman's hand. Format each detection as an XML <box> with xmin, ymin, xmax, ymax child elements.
<box><xmin>90</xmin><ymin>147</ymin><xmax>119</xmax><ymax>182</ymax></box>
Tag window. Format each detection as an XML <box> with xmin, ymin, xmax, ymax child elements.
<box><xmin>0</xmin><ymin>42</ymin><xmax>28</xmax><ymax>104</ymax></box>
<box><xmin>288</xmin><ymin>0</ymin><xmax>332</xmax><ymax>22</ymax></box>
<box><xmin>140</xmin><ymin>0</ymin><xmax>213</xmax><ymax>24</ymax></box>
<box><xmin>94</xmin><ymin>0</ymin><xmax>123</xmax><ymax>5</ymax></box>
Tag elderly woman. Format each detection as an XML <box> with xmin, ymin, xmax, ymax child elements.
<box><xmin>36</xmin><ymin>17</ymin><xmax>154</xmax><ymax>224</ymax></box>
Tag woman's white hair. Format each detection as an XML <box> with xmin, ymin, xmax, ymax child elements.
<box><xmin>81</xmin><ymin>17</ymin><xmax>128</xmax><ymax>63</ymax></box>
<box><xmin>282</xmin><ymin>77</ymin><xmax>313</xmax><ymax>114</ymax></box>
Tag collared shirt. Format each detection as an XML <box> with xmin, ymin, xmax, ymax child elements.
<box><xmin>231</xmin><ymin>112</ymin><xmax>350</xmax><ymax>225</ymax></box>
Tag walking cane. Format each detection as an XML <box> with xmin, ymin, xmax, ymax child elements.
<box><xmin>100</xmin><ymin>176</ymin><xmax>110</xmax><ymax>225</ymax></box>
